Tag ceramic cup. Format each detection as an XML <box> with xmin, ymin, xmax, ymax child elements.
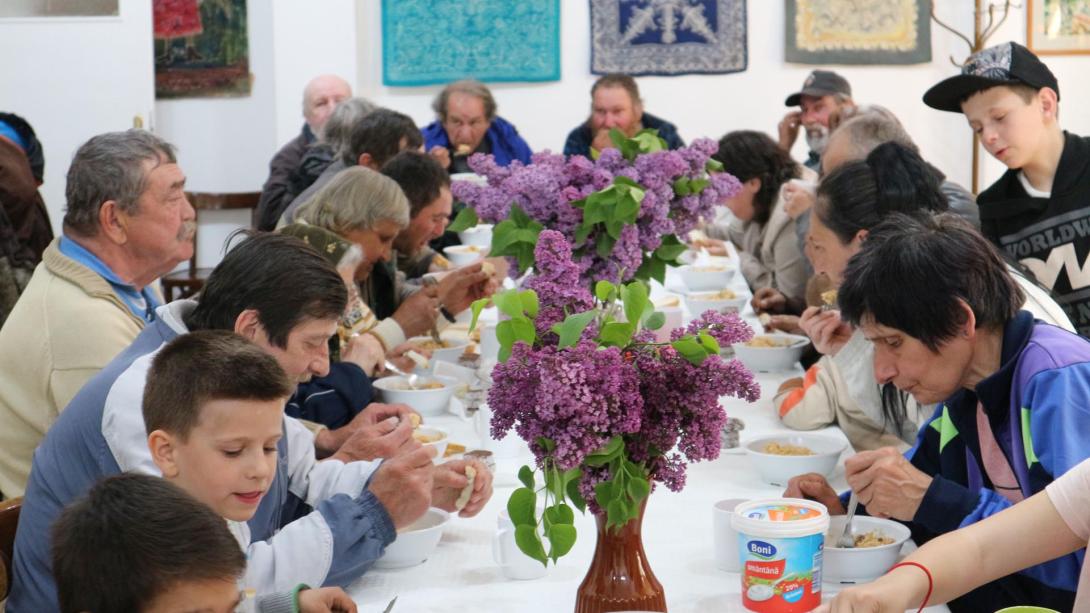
<box><xmin>713</xmin><ymin>498</ymin><xmax>747</xmax><ymax>572</ymax></box>
<box><xmin>493</xmin><ymin>508</ymin><xmax>548</xmax><ymax>580</ymax></box>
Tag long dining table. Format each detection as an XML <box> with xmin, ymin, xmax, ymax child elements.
<box><xmin>347</xmin><ymin>263</ymin><xmax>951</xmax><ymax>613</ymax></box>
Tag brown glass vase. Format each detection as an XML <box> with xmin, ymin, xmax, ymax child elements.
<box><xmin>574</xmin><ymin>499</ymin><xmax>667</xmax><ymax>613</ymax></box>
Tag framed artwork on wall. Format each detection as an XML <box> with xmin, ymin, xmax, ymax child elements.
<box><xmin>0</xmin><ymin>0</ymin><xmax>118</xmax><ymax>18</ymax></box>
<box><xmin>153</xmin><ymin>0</ymin><xmax>253</xmax><ymax>99</ymax></box>
<box><xmin>785</xmin><ymin>0</ymin><xmax>931</xmax><ymax>65</ymax></box>
<box><xmin>1027</xmin><ymin>0</ymin><xmax>1090</xmax><ymax>55</ymax></box>
<box><xmin>589</xmin><ymin>0</ymin><xmax>748</xmax><ymax>76</ymax></box>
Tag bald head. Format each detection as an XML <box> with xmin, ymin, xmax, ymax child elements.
<box><xmin>303</xmin><ymin>75</ymin><xmax>352</xmax><ymax>134</ymax></box>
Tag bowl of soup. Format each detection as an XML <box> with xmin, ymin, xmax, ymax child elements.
<box><xmin>677</xmin><ymin>263</ymin><xmax>736</xmax><ymax>292</ymax></box>
<box><xmin>374</xmin><ymin>376</ymin><xmax>456</xmax><ymax>417</ymax></box>
<box><xmin>443</xmin><ymin>244</ymin><xmax>489</xmax><ymax>267</ymax></box>
<box><xmin>732</xmin><ymin>333</ymin><xmax>810</xmax><ymax>372</ymax></box>
<box><xmin>374</xmin><ymin>508</ymin><xmax>451</xmax><ymax>568</ymax></box>
<box><xmin>744</xmin><ymin>434</ymin><xmax>845</xmax><ymax>486</ymax></box>
<box><xmin>823</xmin><ymin>515</ymin><xmax>911</xmax><ymax>583</ymax></box>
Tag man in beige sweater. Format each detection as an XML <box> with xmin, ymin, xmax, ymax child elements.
<box><xmin>0</xmin><ymin>130</ymin><xmax>195</xmax><ymax>498</ymax></box>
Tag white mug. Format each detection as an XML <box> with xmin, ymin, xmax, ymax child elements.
<box><xmin>492</xmin><ymin>508</ymin><xmax>548</xmax><ymax>580</ymax></box>
<box><xmin>480</xmin><ymin>323</ymin><xmax>500</xmax><ymax>362</ymax></box>
<box><xmin>713</xmin><ymin>498</ymin><xmax>747</xmax><ymax>572</ymax></box>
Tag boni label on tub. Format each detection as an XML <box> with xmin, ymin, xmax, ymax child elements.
<box><xmin>732</xmin><ymin>499</ymin><xmax>830</xmax><ymax>613</ymax></box>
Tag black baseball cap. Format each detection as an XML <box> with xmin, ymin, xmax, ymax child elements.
<box><xmin>923</xmin><ymin>42</ymin><xmax>1059</xmax><ymax>113</ymax></box>
<box><xmin>784</xmin><ymin>70</ymin><xmax>852</xmax><ymax>107</ymax></box>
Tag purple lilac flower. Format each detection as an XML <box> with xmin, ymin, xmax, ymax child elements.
<box><xmin>523</xmin><ymin>231</ymin><xmax>595</xmax><ymax>337</ymax></box>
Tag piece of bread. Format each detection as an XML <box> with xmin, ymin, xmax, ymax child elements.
<box><xmin>481</xmin><ymin>260</ymin><xmax>496</xmax><ymax>277</ymax></box>
<box><xmin>821</xmin><ymin>289</ymin><xmax>838</xmax><ymax>307</ymax></box>
<box><xmin>456</xmin><ymin>144</ymin><xmax>472</xmax><ymax>155</ymax></box>
<box><xmin>408</xmin><ymin>413</ymin><xmax>422</xmax><ymax>429</ymax></box>
<box><xmin>455</xmin><ymin>465</ymin><xmax>477</xmax><ymax>511</ymax></box>
<box><xmin>432</xmin><ymin>253</ymin><xmax>452</xmax><ymax>270</ymax></box>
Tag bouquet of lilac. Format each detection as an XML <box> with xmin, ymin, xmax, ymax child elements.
<box><xmin>449</xmin><ymin>129</ymin><xmax>741</xmax><ymax>287</ymax></box>
<box><xmin>469</xmin><ymin>230</ymin><xmax>759</xmax><ymax>566</ymax></box>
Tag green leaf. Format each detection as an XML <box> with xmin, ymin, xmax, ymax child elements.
<box><xmin>612</xmin><ymin>175</ymin><xmax>642</xmax><ymax>189</ymax></box>
<box><xmin>490</xmin><ymin>219</ymin><xmax>521</xmax><ymax>252</ymax></box>
<box><xmin>509</xmin><ymin>204</ymin><xmax>532</xmax><ymax>227</ymax></box>
<box><xmin>698</xmin><ymin>331</ymin><xmax>721</xmax><ymax>354</ymax></box>
<box><xmin>608</xmin><ymin>127</ymin><xmax>627</xmax><ymax>151</ymax></box>
<box><xmin>606</xmin><ymin>499</ymin><xmax>628</xmax><ymax>529</ymax></box>
<box><xmin>673</xmin><ymin>178</ymin><xmax>692</xmax><ymax>197</ymax></box>
<box><xmin>509</xmin><ymin>316</ymin><xmax>537</xmax><ymax>346</ymax></box>
<box><xmin>632</xmin><ymin>130</ymin><xmax>666</xmax><ymax>153</ymax></box>
<box><xmin>468</xmin><ymin>297</ymin><xmax>490</xmax><ymax>333</ymax></box>
<box><xmin>596</xmin><ymin>234</ymin><xmax>617</xmax><ymax>258</ymax></box>
<box><xmin>508</xmin><ymin>487</ymin><xmax>537</xmax><ymax>526</ymax></box>
<box><xmin>519</xmin><ymin>290</ymin><xmax>539</xmax><ymax>318</ymax></box>
<box><xmin>604</xmin><ymin>220</ymin><xmax>624</xmax><ymax>241</ymax></box>
<box><xmin>635</xmin><ymin>254</ymin><xmax>667</xmax><ymax>285</ymax></box>
<box><xmin>567</xmin><ymin>478</ymin><xmax>587</xmax><ymax>513</ymax></box>
<box><xmin>594</xmin><ymin>481</ymin><xmax>613</xmax><ymax>509</ymax></box>
<box><xmin>537</xmin><ymin>437</ymin><xmax>557</xmax><ymax>453</ymax></box>
<box><xmin>492</xmin><ymin>290</ymin><xmax>524</xmax><ymax>319</ymax></box>
<box><xmin>446</xmin><ymin>206</ymin><xmax>479</xmax><ymax>232</ymax></box>
<box><xmin>544</xmin><ymin>503</ymin><xmax>575</xmax><ymax>526</ymax></box>
<box><xmin>573</xmin><ymin>223</ymin><xmax>593</xmax><ymax>245</ymax></box>
<box><xmin>551</xmin><ymin>310</ymin><xmax>597</xmax><ymax>349</ymax></box>
<box><xmin>496</xmin><ymin>320</ymin><xmax>515</xmax><ymax>362</ymax></box>
<box><xmin>644</xmin><ymin>311</ymin><xmax>666</xmax><ymax>331</ymax></box>
<box><xmin>627</xmin><ymin>476</ymin><xmax>651</xmax><ymax>503</ymax></box>
<box><xmin>518</xmin><ymin>465</ymin><xmax>535</xmax><ymax>490</ymax></box>
<box><xmin>689</xmin><ymin>178</ymin><xmax>710</xmax><ymax>194</ymax></box>
<box><xmin>654</xmin><ymin>234</ymin><xmax>687</xmax><ymax>262</ymax></box>
<box><xmin>546</xmin><ymin>524</ymin><xmax>577</xmax><ymax>561</ymax></box>
<box><xmin>621</xmin><ymin>282</ymin><xmax>650</xmax><ymax>329</ymax></box>
<box><xmin>614</xmin><ymin>192</ymin><xmax>641</xmax><ymax>223</ymax></box>
<box><xmin>515</xmin><ymin>524</ymin><xmax>548</xmax><ymax>565</ymax></box>
<box><xmin>598</xmin><ymin>321</ymin><xmax>634</xmax><ymax>348</ymax></box>
<box><xmin>672</xmin><ymin>337</ymin><xmax>710</xmax><ymax>366</ymax></box>
<box><xmin>595</xmin><ymin>280</ymin><xmax>616</xmax><ymax>303</ymax></box>
<box><xmin>706</xmin><ymin>158</ymin><xmax>724</xmax><ymax>172</ymax></box>
<box><xmin>514</xmin><ymin>242</ymin><xmax>536</xmax><ymax>274</ymax></box>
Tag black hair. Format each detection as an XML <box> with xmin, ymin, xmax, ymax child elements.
<box><xmin>815</xmin><ymin>142</ymin><xmax>948</xmax><ymax>244</ymax></box>
<box><xmin>344</xmin><ymin>108</ymin><xmax>424</xmax><ymax>167</ymax></box>
<box><xmin>839</xmin><ymin>212</ymin><xmax>1023</xmax><ymax>350</ymax></box>
<box><xmin>52</xmin><ymin>473</ymin><xmax>246</xmax><ymax>613</ymax></box>
<box><xmin>713</xmin><ymin>131</ymin><xmax>799</xmax><ymax>225</ymax></box>
<box><xmin>143</xmin><ymin>330</ymin><xmax>293</xmax><ymax>440</ymax></box>
<box><xmin>381</xmin><ymin>150</ymin><xmax>451</xmax><ymax>217</ymax></box>
<box><xmin>183</xmin><ymin>231</ymin><xmax>346</xmax><ymax>349</ymax></box>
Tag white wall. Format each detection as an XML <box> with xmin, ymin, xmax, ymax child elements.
<box><xmin>0</xmin><ymin>0</ymin><xmax>153</xmax><ymax>231</ymax></box>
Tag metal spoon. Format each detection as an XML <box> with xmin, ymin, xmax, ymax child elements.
<box><xmin>384</xmin><ymin>360</ymin><xmax>420</xmax><ymax>390</ymax></box>
<box><xmin>837</xmin><ymin>492</ymin><xmax>860</xmax><ymax>548</ymax></box>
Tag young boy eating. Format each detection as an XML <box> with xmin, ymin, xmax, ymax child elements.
<box><xmin>140</xmin><ymin>330</ymin><xmax>357</xmax><ymax>611</ymax></box>
<box><xmin>924</xmin><ymin>41</ymin><xmax>1090</xmax><ymax>336</ymax></box>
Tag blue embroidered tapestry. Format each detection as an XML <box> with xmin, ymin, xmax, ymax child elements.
<box><xmin>590</xmin><ymin>0</ymin><xmax>747</xmax><ymax>76</ymax></box>
<box><xmin>382</xmin><ymin>0</ymin><xmax>561</xmax><ymax>86</ymax></box>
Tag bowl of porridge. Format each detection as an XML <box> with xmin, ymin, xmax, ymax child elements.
<box><xmin>744</xmin><ymin>434</ymin><xmax>845</xmax><ymax>486</ymax></box>
<box><xmin>823</xmin><ymin>515</ymin><xmax>911</xmax><ymax>583</ymax></box>
<box><xmin>732</xmin><ymin>333</ymin><xmax>810</xmax><ymax>372</ymax></box>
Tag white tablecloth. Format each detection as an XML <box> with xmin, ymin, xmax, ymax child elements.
<box><xmin>348</xmin><ymin>265</ymin><xmax>949</xmax><ymax>612</ymax></box>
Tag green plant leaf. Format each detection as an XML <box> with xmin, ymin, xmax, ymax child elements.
<box><xmin>621</xmin><ymin>282</ymin><xmax>650</xmax><ymax>329</ymax></box>
<box><xmin>509</xmin><ymin>316</ymin><xmax>537</xmax><ymax>347</ymax></box>
<box><xmin>644</xmin><ymin>311</ymin><xmax>666</xmax><ymax>331</ymax></box>
<box><xmin>519</xmin><ymin>290</ymin><xmax>539</xmax><ymax>318</ymax></box>
<box><xmin>672</xmin><ymin>337</ymin><xmax>709</xmax><ymax>366</ymax></box>
<box><xmin>612</xmin><ymin>175</ymin><xmax>642</xmax><ymax>189</ymax></box>
<box><xmin>490</xmin><ymin>219</ymin><xmax>521</xmax><ymax>252</ymax></box>
<box><xmin>673</xmin><ymin>178</ymin><xmax>692</xmax><ymax>197</ymax></box>
<box><xmin>544</xmin><ymin>503</ymin><xmax>575</xmax><ymax>526</ymax></box>
<box><xmin>515</xmin><ymin>524</ymin><xmax>548</xmax><ymax>565</ymax></box>
<box><xmin>547</xmin><ymin>524</ymin><xmax>577</xmax><ymax>561</ymax></box>
<box><xmin>598</xmin><ymin>321</ymin><xmax>634</xmax><ymax>348</ymax></box>
<box><xmin>595</xmin><ymin>280</ymin><xmax>616</xmax><ymax>303</ymax></box>
<box><xmin>635</xmin><ymin>254</ymin><xmax>667</xmax><ymax>284</ymax></box>
<box><xmin>551</xmin><ymin>310</ymin><xmax>597</xmax><ymax>349</ymax></box>
<box><xmin>446</xmin><ymin>206</ymin><xmax>479</xmax><ymax>232</ymax></box>
<box><xmin>492</xmin><ymin>289</ymin><xmax>524</xmax><ymax>319</ymax></box>
<box><xmin>606</xmin><ymin>499</ymin><xmax>628</xmax><ymax>529</ymax></box>
<box><xmin>614</xmin><ymin>192</ymin><xmax>641</xmax><ymax>223</ymax></box>
<box><xmin>608</xmin><ymin>128</ymin><xmax>627</xmax><ymax>151</ymax></box>
<box><xmin>698</xmin><ymin>331</ymin><xmax>721</xmax><ymax>354</ymax></box>
<box><xmin>537</xmin><ymin>437</ymin><xmax>557</xmax><ymax>453</ymax></box>
<box><xmin>627</xmin><ymin>476</ymin><xmax>650</xmax><ymax>503</ymax></box>
<box><xmin>654</xmin><ymin>234</ymin><xmax>687</xmax><ymax>261</ymax></box>
<box><xmin>706</xmin><ymin>158</ymin><xmax>724</xmax><ymax>172</ymax></box>
<box><xmin>689</xmin><ymin>178</ymin><xmax>710</xmax><ymax>193</ymax></box>
<box><xmin>508</xmin><ymin>487</ymin><xmax>537</xmax><ymax>526</ymax></box>
<box><xmin>514</xmin><ymin>242</ymin><xmax>537</xmax><ymax>274</ymax></box>
<box><xmin>567</xmin><ymin>478</ymin><xmax>587</xmax><ymax>513</ymax></box>
<box><xmin>468</xmin><ymin>297</ymin><xmax>490</xmax><ymax>333</ymax></box>
<box><xmin>596</xmin><ymin>234</ymin><xmax>617</xmax><ymax>258</ymax></box>
<box><xmin>594</xmin><ymin>481</ymin><xmax>613</xmax><ymax>510</ymax></box>
<box><xmin>518</xmin><ymin>465</ymin><xmax>535</xmax><ymax>490</ymax></box>
<box><xmin>509</xmin><ymin>204</ymin><xmax>532</xmax><ymax>227</ymax></box>
<box><xmin>573</xmin><ymin>223</ymin><xmax>593</xmax><ymax>245</ymax></box>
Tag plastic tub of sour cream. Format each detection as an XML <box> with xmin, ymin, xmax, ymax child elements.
<box><xmin>731</xmin><ymin>498</ymin><xmax>829</xmax><ymax>613</ymax></box>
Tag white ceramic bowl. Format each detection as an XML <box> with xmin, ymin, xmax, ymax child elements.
<box><xmin>744</xmin><ymin>434</ymin><xmax>846</xmax><ymax>486</ymax></box>
<box><xmin>683</xmin><ymin>289</ymin><xmax>749</xmax><ymax>316</ymax></box>
<box><xmin>408</xmin><ymin>336</ymin><xmax>471</xmax><ymax>364</ymax></box>
<box><xmin>374</xmin><ymin>508</ymin><xmax>451</xmax><ymax>568</ymax></box>
<box><xmin>679</xmin><ymin>251</ymin><xmax>732</xmax><ymax>267</ymax></box>
<box><xmin>450</xmin><ymin>172</ymin><xmax>488</xmax><ymax>187</ymax></box>
<box><xmin>732</xmin><ymin>333</ymin><xmax>810</xmax><ymax>372</ymax></box>
<box><xmin>457</xmin><ymin>223</ymin><xmax>493</xmax><ymax>247</ymax></box>
<box><xmin>373</xmin><ymin>376</ymin><xmax>456</xmax><ymax>417</ymax></box>
<box><xmin>412</xmin><ymin>425</ymin><xmax>449</xmax><ymax>462</ymax></box>
<box><xmin>823</xmin><ymin>515</ymin><xmax>911</xmax><ymax>583</ymax></box>
<box><xmin>443</xmin><ymin>244</ymin><xmax>489</xmax><ymax>267</ymax></box>
<box><xmin>677</xmin><ymin>263</ymin><xmax>736</xmax><ymax>291</ymax></box>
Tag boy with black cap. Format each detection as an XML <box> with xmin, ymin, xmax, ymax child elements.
<box><xmin>778</xmin><ymin>69</ymin><xmax>855</xmax><ymax>172</ymax></box>
<box><xmin>924</xmin><ymin>41</ymin><xmax>1090</xmax><ymax>336</ymax></box>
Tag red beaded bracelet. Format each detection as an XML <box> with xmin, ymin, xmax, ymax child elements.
<box><xmin>888</xmin><ymin>561</ymin><xmax>934</xmax><ymax>612</ymax></box>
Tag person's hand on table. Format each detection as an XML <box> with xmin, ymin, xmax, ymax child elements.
<box><xmin>368</xmin><ymin>445</ymin><xmax>436</xmax><ymax>529</ymax></box>
<box><xmin>845</xmin><ymin>447</ymin><xmax>932</xmax><ymax>521</ymax></box>
<box><xmin>392</xmin><ymin>285</ymin><xmax>440</xmax><ymax>339</ymax></box>
<box><xmin>799</xmin><ymin>306</ymin><xmax>852</xmax><ymax>356</ymax></box>
<box><xmin>329</xmin><ymin>414</ymin><xmax>417</xmax><ymax>463</ymax></box>
<box><xmin>763</xmin><ymin>314</ymin><xmax>802</xmax><ymax>334</ymax></box>
<box><xmin>752</xmin><ymin>287</ymin><xmax>788</xmax><ymax>314</ymax></box>
<box><xmin>813</xmin><ymin>565</ymin><xmax>928</xmax><ymax>613</ymax></box>
<box><xmin>784</xmin><ymin>472</ymin><xmax>845</xmax><ymax>514</ymax></box>
<box><xmin>428</xmin><ymin>145</ymin><xmax>451</xmax><ymax>170</ymax></box>
<box><xmin>690</xmin><ymin>237</ymin><xmax>728</xmax><ymax>256</ymax></box>
<box><xmin>297</xmin><ymin>586</ymin><xmax>358</xmax><ymax>613</ymax></box>
<box><xmin>431</xmin><ymin>458</ymin><xmax>494</xmax><ymax>517</ymax></box>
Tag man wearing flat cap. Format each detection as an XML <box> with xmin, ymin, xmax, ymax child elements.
<box><xmin>777</xmin><ymin>70</ymin><xmax>855</xmax><ymax>172</ymax></box>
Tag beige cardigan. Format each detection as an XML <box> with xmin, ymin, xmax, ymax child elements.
<box><xmin>0</xmin><ymin>239</ymin><xmax>147</xmax><ymax>497</ymax></box>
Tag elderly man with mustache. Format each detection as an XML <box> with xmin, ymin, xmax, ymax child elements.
<box><xmin>0</xmin><ymin>130</ymin><xmax>196</xmax><ymax>499</ymax></box>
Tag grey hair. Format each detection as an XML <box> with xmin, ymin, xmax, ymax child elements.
<box><xmin>296</xmin><ymin>166</ymin><xmax>410</xmax><ymax>234</ymax></box>
<box><xmin>432</xmin><ymin>79</ymin><xmax>497</xmax><ymax>122</ymax></box>
<box><xmin>63</xmin><ymin>130</ymin><xmax>177</xmax><ymax>238</ymax></box>
<box><xmin>321</xmin><ymin>97</ymin><xmax>378</xmax><ymax>150</ymax></box>
<box><xmin>829</xmin><ymin>106</ymin><xmax>916</xmax><ymax>161</ymax></box>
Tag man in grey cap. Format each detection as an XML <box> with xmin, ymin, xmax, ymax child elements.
<box><xmin>777</xmin><ymin>69</ymin><xmax>855</xmax><ymax>172</ymax></box>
